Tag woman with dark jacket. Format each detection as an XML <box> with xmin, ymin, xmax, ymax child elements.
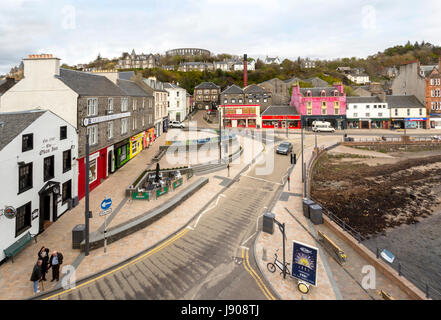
<box><xmin>37</xmin><ymin>247</ymin><xmax>50</xmax><ymax>281</ymax></box>
<box><xmin>30</xmin><ymin>260</ymin><xmax>43</xmax><ymax>294</ymax></box>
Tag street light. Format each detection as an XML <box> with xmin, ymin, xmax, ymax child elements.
<box><xmin>273</xmin><ymin>218</ymin><xmax>287</xmax><ymax>280</ymax></box>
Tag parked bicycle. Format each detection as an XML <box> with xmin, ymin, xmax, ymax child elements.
<box><xmin>267</xmin><ymin>250</ymin><xmax>290</xmax><ymax>276</ymax></box>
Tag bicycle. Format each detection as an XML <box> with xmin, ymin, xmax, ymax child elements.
<box><xmin>267</xmin><ymin>250</ymin><xmax>290</xmax><ymax>276</ymax></box>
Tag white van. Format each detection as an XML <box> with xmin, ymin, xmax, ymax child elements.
<box><xmin>312</xmin><ymin>121</ymin><xmax>335</xmax><ymax>133</ymax></box>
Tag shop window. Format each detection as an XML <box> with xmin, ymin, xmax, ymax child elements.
<box><xmin>43</xmin><ymin>155</ymin><xmax>55</xmax><ymax>182</ymax></box>
<box><xmin>22</xmin><ymin>134</ymin><xmax>33</xmax><ymax>152</ymax></box>
<box><xmin>63</xmin><ymin>150</ymin><xmax>72</xmax><ymax>173</ymax></box>
<box><xmin>62</xmin><ymin>180</ymin><xmax>72</xmax><ymax>204</ymax></box>
<box><xmin>18</xmin><ymin>163</ymin><xmax>32</xmax><ymax>194</ymax></box>
<box><xmin>89</xmin><ymin>159</ymin><xmax>98</xmax><ymax>184</ymax></box>
<box><xmin>60</xmin><ymin>126</ymin><xmax>67</xmax><ymax>140</ymax></box>
<box><xmin>15</xmin><ymin>202</ymin><xmax>31</xmax><ymax>237</ymax></box>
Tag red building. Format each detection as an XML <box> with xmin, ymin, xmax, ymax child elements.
<box><xmin>219</xmin><ymin>104</ymin><xmax>261</xmax><ymax>128</ymax></box>
<box><xmin>261</xmin><ymin>105</ymin><xmax>301</xmax><ymax>129</ymax></box>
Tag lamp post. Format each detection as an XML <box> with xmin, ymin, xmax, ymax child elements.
<box><xmin>84</xmin><ymin>134</ymin><xmax>90</xmax><ymax>256</ymax></box>
<box><xmin>273</xmin><ymin>218</ymin><xmax>287</xmax><ymax>280</ymax></box>
<box><xmin>301</xmin><ymin>121</ymin><xmax>304</xmax><ymax>183</ymax></box>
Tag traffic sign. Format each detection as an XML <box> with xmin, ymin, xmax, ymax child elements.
<box><xmin>99</xmin><ymin>208</ymin><xmax>112</xmax><ymax>216</ymax></box>
<box><xmin>100</xmin><ymin>197</ymin><xmax>112</xmax><ymax>210</ymax></box>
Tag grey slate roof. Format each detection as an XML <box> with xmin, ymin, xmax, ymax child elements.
<box><xmin>195</xmin><ymin>82</ymin><xmax>220</xmax><ymax>90</ymax></box>
<box><xmin>163</xmin><ymin>82</ymin><xmax>182</xmax><ymax>89</ymax></box>
<box><xmin>347</xmin><ymin>96</ymin><xmax>382</xmax><ymax>104</ymax></box>
<box><xmin>244</xmin><ymin>84</ymin><xmax>267</xmax><ymax>94</ymax></box>
<box><xmin>221</xmin><ymin>84</ymin><xmax>243</xmax><ymax>94</ymax></box>
<box><xmin>386</xmin><ymin>95</ymin><xmax>425</xmax><ymax>108</ymax></box>
<box><xmin>58</xmin><ymin>68</ymin><xmax>126</xmax><ymax>96</ymax></box>
<box><xmin>0</xmin><ymin>110</ymin><xmax>45</xmax><ymax>151</ymax></box>
<box><xmin>299</xmin><ymin>87</ymin><xmax>341</xmax><ymax>97</ymax></box>
<box><xmin>118</xmin><ymin>71</ymin><xmax>135</xmax><ymax>81</ymax></box>
<box><xmin>117</xmin><ymin>79</ymin><xmax>151</xmax><ymax>97</ymax></box>
<box><xmin>261</xmin><ymin>105</ymin><xmax>299</xmax><ymax>116</ymax></box>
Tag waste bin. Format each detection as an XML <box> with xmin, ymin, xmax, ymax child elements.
<box><xmin>72</xmin><ymin>224</ymin><xmax>85</xmax><ymax>249</ymax></box>
<box><xmin>262</xmin><ymin>212</ymin><xmax>275</xmax><ymax>234</ymax></box>
<box><xmin>310</xmin><ymin>204</ymin><xmax>323</xmax><ymax>225</ymax></box>
<box><xmin>302</xmin><ymin>199</ymin><xmax>315</xmax><ymax>218</ymax></box>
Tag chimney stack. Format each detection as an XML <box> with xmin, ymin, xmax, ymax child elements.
<box><xmin>243</xmin><ymin>54</ymin><xmax>248</xmax><ymax>88</ymax></box>
<box><xmin>23</xmin><ymin>54</ymin><xmax>60</xmax><ymax>79</ymax></box>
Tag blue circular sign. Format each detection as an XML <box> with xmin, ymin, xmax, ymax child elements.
<box><xmin>101</xmin><ymin>198</ymin><xmax>112</xmax><ymax>210</ymax></box>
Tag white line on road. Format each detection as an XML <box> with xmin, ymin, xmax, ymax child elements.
<box><xmin>240</xmin><ymin>174</ymin><xmax>282</xmax><ymax>185</ymax></box>
<box><xmin>240</xmin><ymin>246</ymin><xmax>249</xmax><ymax>250</ymax></box>
<box><xmin>241</xmin><ymin>232</ymin><xmax>257</xmax><ymax>247</ymax></box>
<box><xmin>192</xmin><ymin>194</ymin><xmax>226</xmax><ymax>229</ymax></box>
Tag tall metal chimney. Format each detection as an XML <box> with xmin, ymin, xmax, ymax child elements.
<box><xmin>243</xmin><ymin>54</ymin><xmax>248</xmax><ymax>88</ymax></box>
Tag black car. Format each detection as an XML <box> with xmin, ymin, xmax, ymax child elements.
<box><xmin>276</xmin><ymin>142</ymin><xmax>293</xmax><ymax>155</ymax></box>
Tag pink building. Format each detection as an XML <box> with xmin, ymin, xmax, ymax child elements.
<box><xmin>290</xmin><ymin>83</ymin><xmax>347</xmax><ymax>129</ymax></box>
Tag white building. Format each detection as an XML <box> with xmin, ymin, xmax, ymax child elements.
<box><xmin>346</xmin><ymin>96</ymin><xmax>389</xmax><ymax>129</ymax></box>
<box><xmin>264</xmin><ymin>56</ymin><xmax>281</xmax><ymax>65</ymax></box>
<box><xmin>387</xmin><ymin>95</ymin><xmax>427</xmax><ymax>129</ymax></box>
<box><xmin>233</xmin><ymin>60</ymin><xmax>255</xmax><ymax>71</ymax></box>
<box><xmin>164</xmin><ymin>83</ymin><xmax>187</xmax><ymax>122</ymax></box>
<box><xmin>0</xmin><ymin>110</ymin><xmax>78</xmax><ymax>261</ymax></box>
<box><xmin>347</xmin><ymin>72</ymin><xmax>370</xmax><ymax>85</ymax></box>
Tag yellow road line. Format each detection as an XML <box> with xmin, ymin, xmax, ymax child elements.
<box><xmin>241</xmin><ymin>248</ymin><xmax>276</xmax><ymax>300</ymax></box>
<box><xmin>43</xmin><ymin>228</ymin><xmax>190</xmax><ymax>300</ymax></box>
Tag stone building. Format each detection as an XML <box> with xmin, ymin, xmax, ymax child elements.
<box><xmin>259</xmin><ymin>78</ymin><xmax>290</xmax><ymax>105</ymax></box>
<box><xmin>166</xmin><ymin>48</ymin><xmax>211</xmax><ymax>57</ymax></box>
<box><xmin>117</xmin><ymin>50</ymin><xmax>159</xmax><ymax>69</ymax></box>
<box><xmin>194</xmin><ymin>82</ymin><xmax>221</xmax><ymax>110</ymax></box>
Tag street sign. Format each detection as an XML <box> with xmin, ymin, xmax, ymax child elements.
<box><xmin>291</xmin><ymin>241</ymin><xmax>319</xmax><ymax>287</ymax></box>
<box><xmin>100</xmin><ymin>197</ymin><xmax>112</xmax><ymax>210</ymax></box>
<box><xmin>99</xmin><ymin>208</ymin><xmax>112</xmax><ymax>216</ymax></box>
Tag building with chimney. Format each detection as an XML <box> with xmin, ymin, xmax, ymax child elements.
<box><xmin>0</xmin><ymin>55</ymin><xmax>155</xmax><ymax>199</ymax></box>
<box><xmin>0</xmin><ymin>110</ymin><xmax>78</xmax><ymax>261</ymax></box>
<box><xmin>193</xmin><ymin>82</ymin><xmax>221</xmax><ymax>110</ymax></box>
<box><xmin>290</xmin><ymin>83</ymin><xmax>347</xmax><ymax>129</ymax></box>
<box><xmin>117</xmin><ymin>50</ymin><xmax>159</xmax><ymax>69</ymax></box>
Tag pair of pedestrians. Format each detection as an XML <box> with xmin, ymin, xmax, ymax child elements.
<box><xmin>30</xmin><ymin>248</ymin><xmax>64</xmax><ymax>294</ymax></box>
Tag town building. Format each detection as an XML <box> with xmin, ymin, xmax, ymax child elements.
<box><xmin>264</xmin><ymin>56</ymin><xmax>281</xmax><ymax>65</ymax></box>
<box><xmin>425</xmin><ymin>61</ymin><xmax>441</xmax><ymax>129</ymax></box>
<box><xmin>232</xmin><ymin>60</ymin><xmax>255</xmax><ymax>71</ymax></box>
<box><xmin>220</xmin><ymin>84</ymin><xmax>272</xmax><ymax>112</ymax></box>
<box><xmin>352</xmin><ymin>82</ymin><xmax>386</xmax><ymax>97</ymax></box>
<box><xmin>214</xmin><ymin>61</ymin><xmax>230</xmax><ymax>71</ymax></box>
<box><xmin>347</xmin><ymin>71</ymin><xmax>370</xmax><ymax>85</ymax></box>
<box><xmin>166</xmin><ymin>48</ymin><xmax>211</xmax><ymax>57</ymax></box>
<box><xmin>387</xmin><ymin>95</ymin><xmax>427</xmax><ymax>129</ymax></box>
<box><xmin>141</xmin><ymin>76</ymin><xmax>168</xmax><ymax>137</ymax></box>
<box><xmin>300</xmin><ymin>59</ymin><xmax>316</xmax><ymax>69</ymax></box>
<box><xmin>346</xmin><ymin>96</ymin><xmax>390</xmax><ymax>129</ymax></box>
<box><xmin>178</xmin><ymin>62</ymin><xmax>214</xmax><ymax>72</ymax></box>
<box><xmin>0</xmin><ymin>55</ymin><xmax>155</xmax><ymax>199</ymax></box>
<box><xmin>290</xmin><ymin>83</ymin><xmax>347</xmax><ymax>129</ymax></box>
<box><xmin>0</xmin><ymin>110</ymin><xmax>78</xmax><ymax>261</ymax></box>
<box><xmin>259</xmin><ymin>78</ymin><xmax>290</xmax><ymax>105</ymax></box>
<box><xmin>116</xmin><ymin>50</ymin><xmax>159</xmax><ymax>69</ymax></box>
<box><xmin>219</xmin><ymin>104</ymin><xmax>261</xmax><ymax>128</ymax></box>
<box><xmin>164</xmin><ymin>82</ymin><xmax>187</xmax><ymax>122</ymax></box>
<box><xmin>193</xmin><ymin>82</ymin><xmax>221</xmax><ymax>110</ymax></box>
<box><xmin>261</xmin><ymin>105</ymin><xmax>301</xmax><ymax>130</ymax></box>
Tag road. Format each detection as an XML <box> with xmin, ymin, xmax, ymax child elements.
<box><xmin>42</xmin><ymin>132</ymin><xmax>293</xmax><ymax>300</ymax></box>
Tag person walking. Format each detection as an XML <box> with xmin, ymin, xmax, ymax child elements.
<box><xmin>30</xmin><ymin>260</ymin><xmax>43</xmax><ymax>294</ymax></box>
<box><xmin>38</xmin><ymin>247</ymin><xmax>50</xmax><ymax>281</ymax></box>
<box><xmin>48</xmin><ymin>251</ymin><xmax>63</xmax><ymax>282</ymax></box>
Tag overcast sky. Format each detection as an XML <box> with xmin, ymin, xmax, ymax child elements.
<box><xmin>1</xmin><ymin>0</ymin><xmax>440</xmax><ymax>74</ymax></box>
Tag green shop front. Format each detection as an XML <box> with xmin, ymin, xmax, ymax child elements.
<box><xmin>114</xmin><ymin>138</ymin><xmax>130</xmax><ymax>170</ymax></box>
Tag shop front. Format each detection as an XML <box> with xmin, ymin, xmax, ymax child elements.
<box><xmin>302</xmin><ymin>115</ymin><xmax>347</xmax><ymax>130</ymax></box>
<box><xmin>130</xmin><ymin>132</ymin><xmax>145</xmax><ymax>159</ymax></box>
<box><xmin>262</xmin><ymin>116</ymin><xmax>301</xmax><ymax>129</ymax></box>
<box><xmin>430</xmin><ymin>115</ymin><xmax>441</xmax><ymax>129</ymax></box>
<box><xmin>221</xmin><ymin>104</ymin><xmax>261</xmax><ymax>129</ymax></box>
<box><xmin>78</xmin><ymin>147</ymin><xmax>108</xmax><ymax>200</ymax></box>
<box><xmin>405</xmin><ymin>118</ymin><xmax>427</xmax><ymax>129</ymax></box>
<box><xmin>145</xmin><ymin>127</ymin><xmax>155</xmax><ymax>148</ymax></box>
<box><xmin>162</xmin><ymin>116</ymin><xmax>169</xmax><ymax>133</ymax></box>
<box><xmin>114</xmin><ymin>138</ymin><xmax>130</xmax><ymax>170</ymax></box>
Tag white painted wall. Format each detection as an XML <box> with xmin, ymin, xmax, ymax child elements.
<box><xmin>0</xmin><ymin>58</ymin><xmax>79</xmax><ymax>128</ymax></box>
<box><xmin>347</xmin><ymin>102</ymin><xmax>390</xmax><ymax>119</ymax></box>
<box><xmin>390</xmin><ymin>107</ymin><xmax>426</xmax><ymax>118</ymax></box>
<box><xmin>165</xmin><ymin>86</ymin><xmax>187</xmax><ymax>122</ymax></box>
<box><xmin>0</xmin><ymin>111</ymin><xmax>78</xmax><ymax>261</ymax></box>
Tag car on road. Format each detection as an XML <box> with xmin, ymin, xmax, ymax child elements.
<box><xmin>169</xmin><ymin>121</ymin><xmax>185</xmax><ymax>129</ymax></box>
<box><xmin>276</xmin><ymin>142</ymin><xmax>293</xmax><ymax>155</ymax></box>
<box><xmin>312</xmin><ymin>121</ymin><xmax>335</xmax><ymax>133</ymax></box>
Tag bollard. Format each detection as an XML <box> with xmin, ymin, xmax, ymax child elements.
<box><xmin>426</xmin><ymin>284</ymin><xmax>430</xmax><ymax>299</ymax></box>
<box><xmin>358</xmin><ymin>232</ymin><xmax>361</xmax><ymax>243</ymax></box>
<box><xmin>376</xmin><ymin>248</ymin><xmax>380</xmax><ymax>259</ymax></box>
<box><xmin>342</xmin><ymin>221</ymin><xmax>346</xmax><ymax>231</ymax></box>
<box><xmin>262</xmin><ymin>247</ymin><xmax>267</xmax><ymax>262</ymax></box>
<box><xmin>398</xmin><ymin>263</ymin><xmax>402</xmax><ymax>276</ymax></box>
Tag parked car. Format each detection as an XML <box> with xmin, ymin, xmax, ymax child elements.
<box><xmin>312</xmin><ymin>121</ymin><xmax>335</xmax><ymax>133</ymax></box>
<box><xmin>169</xmin><ymin>121</ymin><xmax>185</xmax><ymax>128</ymax></box>
<box><xmin>276</xmin><ymin>142</ymin><xmax>293</xmax><ymax>155</ymax></box>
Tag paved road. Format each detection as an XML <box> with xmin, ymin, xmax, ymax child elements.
<box><xmin>42</xmin><ymin>138</ymin><xmax>292</xmax><ymax>300</ymax></box>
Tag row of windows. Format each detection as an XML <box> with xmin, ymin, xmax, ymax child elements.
<box><xmin>431</xmin><ymin>89</ymin><xmax>441</xmax><ymax>98</ymax></box>
<box><xmin>352</xmin><ymin>113</ymin><xmax>384</xmax><ymax>117</ymax></box>
<box><xmin>392</xmin><ymin>109</ymin><xmax>424</xmax><ymax>116</ymax></box>
<box><xmin>87</xmin><ymin>97</ymin><xmax>153</xmax><ymax>117</ymax></box>
<box><xmin>223</xmin><ymin>98</ymin><xmax>268</xmax><ymax>104</ymax></box>
<box><xmin>22</xmin><ymin>126</ymin><xmax>67</xmax><ymax>153</ymax></box>
<box><xmin>349</xmin><ymin>104</ymin><xmax>387</xmax><ymax>109</ymax></box>
<box><xmin>431</xmin><ymin>101</ymin><xmax>441</xmax><ymax>110</ymax></box>
<box><xmin>307</xmin><ymin>107</ymin><xmax>340</xmax><ymax>116</ymax></box>
<box><xmin>196</xmin><ymin>89</ymin><xmax>219</xmax><ymax>95</ymax></box>
<box><xmin>18</xmin><ymin>150</ymin><xmax>72</xmax><ymax>194</ymax></box>
<box><xmin>430</xmin><ymin>79</ymin><xmax>441</xmax><ymax>86</ymax></box>
<box><xmin>196</xmin><ymin>95</ymin><xmax>217</xmax><ymax>101</ymax></box>
<box><xmin>305</xmin><ymin>90</ymin><xmax>340</xmax><ymax>97</ymax></box>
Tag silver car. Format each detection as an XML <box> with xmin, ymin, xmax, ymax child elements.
<box><xmin>276</xmin><ymin>142</ymin><xmax>293</xmax><ymax>155</ymax></box>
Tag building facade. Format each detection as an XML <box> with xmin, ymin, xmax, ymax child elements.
<box><xmin>259</xmin><ymin>78</ymin><xmax>290</xmax><ymax>105</ymax></box>
<box><xmin>290</xmin><ymin>83</ymin><xmax>347</xmax><ymax>129</ymax></box>
<box><xmin>0</xmin><ymin>110</ymin><xmax>78</xmax><ymax>261</ymax></box>
<box><xmin>219</xmin><ymin>104</ymin><xmax>261</xmax><ymax>128</ymax></box>
<box><xmin>194</xmin><ymin>82</ymin><xmax>221</xmax><ymax>110</ymax></box>
<box><xmin>117</xmin><ymin>50</ymin><xmax>159</xmax><ymax>69</ymax></box>
<box><xmin>178</xmin><ymin>62</ymin><xmax>214</xmax><ymax>72</ymax></box>
<box><xmin>142</xmin><ymin>77</ymin><xmax>168</xmax><ymax>136</ymax></box>
<box><xmin>166</xmin><ymin>48</ymin><xmax>211</xmax><ymax>57</ymax></box>
<box><xmin>164</xmin><ymin>83</ymin><xmax>187</xmax><ymax>122</ymax></box>
<box><xmin>388</xmin><ymin>95</ymin><xmax>427</xmax><ymax>129</ymax></box>
<box><xmin>261</xmin><ymin>105</ymin><xmax>301</xmax><ymax>129</ymax></box>
<box><xmin>346</xmin><ymin>96</ymin><xmax>390</xmax><ymax>129</ymax></box>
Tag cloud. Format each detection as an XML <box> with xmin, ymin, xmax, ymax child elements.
<box><xmin>0</xmin><ymin>0</ymin><xmax>440</xmax><ymax>74</ymax></box>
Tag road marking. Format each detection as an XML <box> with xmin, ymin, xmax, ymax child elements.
<box><xmin>43</xmin><ymin>227</ymin><xmax>190</xmax><ymax>300</ymax></box>
<box><xmin>241</xmin><ymin>248</ymin><xmax>276</xmax><ymax>300</ymax></box>
<box><xmin>240</xmin><ymin>245</ymin><xmax>250</xmax><ymax>250</ymax></box>
<box><xmin>192</xmin><ymin>194</ymin><xmax>226</xmax><ymax>228</ymax></box>
<box><xmin>240</xmin><ymin>174</ymin><xmax>282</xmax><ymax>185</ymax></box>
<box><xmin>241</xmin><ymin>232</ymin><xmax>256</xmax><ymax>247</ymax></box>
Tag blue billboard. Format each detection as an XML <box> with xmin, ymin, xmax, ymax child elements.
<box><xmin>291</xmin><ymin>241</ymin><xmax>319</xmax><ymax>286</ymax></box>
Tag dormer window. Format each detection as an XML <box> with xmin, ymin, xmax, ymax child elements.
<box><xmin>321</xmin><ymin>90</ymin><xmax>326</xmax><ymax>97</ymax></box>
<box><xmin>307</xmin><ymin>91</ymin><xmax>312</xmax><ymax>97</ymax></box>
<box><xmin>333</xmin><ymin>90</ymin><xmax>338</xmax><ymax>96</ymax></box>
